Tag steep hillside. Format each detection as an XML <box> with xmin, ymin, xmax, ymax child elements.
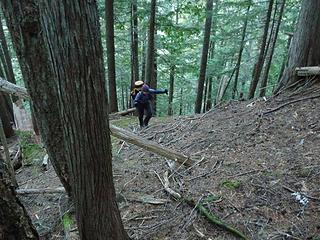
<box><xmin>16</xmin><ymin>88</ymin><xmax>320</xmax><ymax>239</ymax></box>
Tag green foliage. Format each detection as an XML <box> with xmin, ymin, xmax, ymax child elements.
<box><xmin>97</xmin><ymin>0</ymin><xmax>301</xmax><ymax>116</ymax></box>
<box><xmin>221</xmin><ymin>179</ymin><xmax>241</xmax><ymax>190</ymax></box>
<box><xmin>62</xmin><ymin>213</ymin><xmax>73</xmax><ymax>230</ymax></box>
<box><xmin>16</xmin><ymin>130</ymin><xmax>45</xmax><ymax>164</ymax></box>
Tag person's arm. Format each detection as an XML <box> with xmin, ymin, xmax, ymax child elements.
<box><xmin>149</xmin><ymin>88</ymin><xmax>168</xmax><ymax>94</ymax></box>
<box><xmin>134</xmin><ymin>92</ymin><xmax>142</xmax><ymax>106</ymax></box>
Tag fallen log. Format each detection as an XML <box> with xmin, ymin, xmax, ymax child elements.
<box><xmin>296</xmin><ymin>66</ymin><xmax>320</xmax><ymax>76</ymax></box>
<box><xmin>0</xmin><ymin>78</ymin><xmax>193</xmax><ymax>167</ymax></box>
<box><xmin>110</xmin><ymin>125</ymin><xmax>193</xmax><ymax>166</ymax></box>
<box><xmin>0</xmin><ymin>77</ymin><xmax>30</xmax><ymax>100</ymax></box>
<box><xmin>110</xmin><ymin>108</ymin><xmax>136</xmax><ymax>117</ymax></box>
<box><xmin>16</xmin><ymin>187</ymin><xmax>65</xmax><ymax>195</ymax></box>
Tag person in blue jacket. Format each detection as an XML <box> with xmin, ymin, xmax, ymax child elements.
<box><xmin>134</xmin><ymin>84</ymin><xmax>167</xmax><ymax>127</ymax></box>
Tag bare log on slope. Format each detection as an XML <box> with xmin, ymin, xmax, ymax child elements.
<box><xmin>16</xmin><ymin>187</ymin><xmax>65</xmax><ymax>195</ymax></box>
<box><xmin>0</xmin><ymin>78</ymin><xmax>193</xmax><ymax>167</ymax></box>
<box><xmin>0</xmin><ymin>77</ymin><xmax>30</xmax><ymax>100</ymax></box>
<box><xmin>110</xmin><ymin>125</ymin><xmax>193</xmax><ymax>166</ymax></box>
<box><xmin>110</xmin><ymin>108</ymin><xmax>136</xmax><ymax>116</ymax></box>
<box><xmin>296</xmin><ymin>66</ymin><xmax>320</xmax><ymax>76</ymax></box>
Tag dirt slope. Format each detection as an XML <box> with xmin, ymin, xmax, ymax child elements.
<box><xmin>17</xmin><ymin>89</ymin><xmax>320</xmax><ymax>239</ymax></box>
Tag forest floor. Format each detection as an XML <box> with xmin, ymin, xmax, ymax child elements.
<box><xmin>13</xmin><ymin>86</ymin><xmax>320</xmax><ymax>240</ymax></box>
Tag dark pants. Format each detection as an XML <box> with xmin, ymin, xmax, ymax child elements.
<box><xmin>136</xmin><ymin>102</ymin><xmax>153</xmax><ymax>127</ymax></box>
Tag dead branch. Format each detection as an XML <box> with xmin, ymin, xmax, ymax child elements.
<box><xmin>282</xmin><ymin>185</ymin><xmax>320</xmax><ymax>202</ymax></box>
<box><xmin>184</xmin><ymin>198</ymin><xmax>247</xmax><ymax>240</ymax></box>
<box><xmin>262</xmin><ymin>94</ymin><xmax>320</xmax><ymax>116</ymax></box>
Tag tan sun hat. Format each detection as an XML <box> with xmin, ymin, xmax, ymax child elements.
<box><xmin>135</xmin><ymin>80</ymin><xmax>144</xmax><ymax>87</ymax></box>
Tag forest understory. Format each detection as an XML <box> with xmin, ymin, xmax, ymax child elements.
<box><xmin>13</xmin><ymin>86</ymin><xmax>320</xmax><ymax>240</ymax></box>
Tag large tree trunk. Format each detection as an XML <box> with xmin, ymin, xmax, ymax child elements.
<box><xmin>248</xmin><ymin>0</ymin><xmax>274</xmax><ymax>99</ymax></box>
<box><xmin>144</xmin><ymin>0</ymin><xmax>156</xmax><ymax>86</ymax></box>
<box><xmin>0</xmin><ymin>15</ymin><xmax>16</xmax><ymax>85</ymax></box>
<box><xmin>106</xmin><ymin>0</ymin><xmax>118</xmax><ymax>113</ymax></box>
<box><xmin>276</xmin><ymin>0</ymin><xmax>320</xmax><ymax>92</ymax></box>
<box><xmin>0</xmin><ymin>154</ymin><xmax>38</xmax><ymax>239</ymax></box>
<box><xmin>1</xmin><ymin>0</ymin><xmax>72</xmax><ymax>196</ymax></box>
<box><xmin>259</xmin><ymin>0</ymin><xmax>285</xmax><ymax>97</ymax></box>
<box><xmin>131</xmin><ymin>0</ymin><xmax>139</xmax><ymax>88</ymax></box>
<box><xmin>40</xmin><ymin>1</ymin><xmax>128</xmax><ymax>239</ymax></box>
<box><xmin>195</xmin><ymin>0</ymin><xmax>214</xmax><ymax>113</ymax></box>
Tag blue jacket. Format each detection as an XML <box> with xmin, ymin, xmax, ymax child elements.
<box><xmin>134</xmin><ymin>88</ymin><xmax>166</xmax><ymax>105</ymax></box>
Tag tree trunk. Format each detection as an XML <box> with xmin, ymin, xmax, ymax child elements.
<box><xmin>195</xmin><ymin>0</ymin><xmax>214</xmax><ymax>113</ymax></box>
<box><xmin>0</xmin><ymin>172</ymin><xmax>38</xmax><ymax>239</ymax></box>
<box><xmin>276</xmin><ymin>0</ymin><xmax>320</xmax><ymax>92</ymax></box>
<box><xmin>167</xmin><ymin>64</ymin><xmax>175</xmax><ymax>116</ymax></box>
<box><xmin>141</xmin><ymin>30</ymin><xmax>146</xmax><ymax>82</ymax></box>
<box><xmin>131</xmin><ymin>0</ymin><xmax>139</xmax><ymax>88</ymax></box>
<box><xmin>0</xmin><ymin>93</ymin><xmax>14</xmax><ymax>137</ymax></box>
<box><xmin>259</xmin><ymin>0</ymin><xmax>285</xmax><ymax>97</ymax></box>
<box><xmin>144</xmin><ymin>0</ymin><xmax>156</xmax><ymax>86</ymax></box>
<box><xmin>276</xmin><ymin>33</ymin><xmax>292</xmax><ymax>85</ymax></box>
<box><xmin>232</xmin><ymin>3</ymin><xmax>250</xmax><ymax>99</ymax></box>
<box><xmin>1</xmin><ymin>0</ymin><xmax>72</xmax><ymax>196</ymax></box>
<box><xmin>248</xmin><ymin>0</ymin><xmax>274</xmax><ymax>99</ymax></box>
<box><xmin>0</xmin><ymin>133</ymin><xmax>37</xmax><ymax>239</ymax></box>
<box><xmin>0</xmin><ymin>47</ymin><xmax>14</xmax><ymax>122</ymax></box>
<box><xmin>206</xmin><ymin>76</ymin><xmax>213</xmax><ymax>111</ymax></box>
<box><xmin>179</xmin><ymin>87</ymin><xmax>183</xmax><ymax>115</ymax></box>
<box><xmin>0</xmin><ymin>14</ymin><xmax>16</xmax><ymax>85</ymax></box>
<box><xmin>202</xmin><ymin>77</ymin><xmax>208</xmax><ymax>113</ymax></box>
<box><xmin>40</xmin><ymin>1</ymin><xmax>128</xmax><ymax>239</ymax></box>
<box><xmin>106</xmin><ymin>0</ymin><xmax>118</xmax><ymax>113</ymax></box>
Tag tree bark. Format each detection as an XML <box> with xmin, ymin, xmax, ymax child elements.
<box><xmin>0</xmin><ymin>14</ymin><xmax>16</xmax><ymax>85</ymax></box>
<box><xmin>248</xmin><ymin>0</ymin><xmax>274</xmax><ymax>99</ymax></box>
<box><xmin>276</xmin><ymin>0</ymin><xmax>320</xmax><ymax>92</ymax></box>
<box><xmin>276</xmin><ymin>33</ymin><xmax>292</xmax><ymax>85</ymax></box>
<box><xmin>131</xmin><ymin>0</ymin><xmax>139</xmax><ymax>88</ymax></box>
<box><xmin>0</xmin><ymin>153</ymin><xmax>38</xmax><ymax>239</ymax></box>
<box><xmin>195</xmin><ymin>0</ymin><xmax>214</xmax><ymax>113</ymax></box>
<box><xmin>1</xmin><ymin>0</ymin><xmax>72</xmax><ymax>196</ymax></box>
<box><xmin>168</xmin><ymin>64</ymin><xmax>175</xmax><ymax>116</ymax></box>
<box><xmin>39</xmin><ymin>1</ymin><xmax>128</xmax><ymax>239</ymax></box>
<box><xmin>259</xmin><ymin>0</ymin><xmax>285</xmax><ymax>97</ymax></box>
<box><xmin>0</xmin><ymin>93</ymin><xmax>14</xmax><ymax>137</ymax></box>
<box><xmin>106</xmin><ymin>0</ymin><xmax>118</xmax><ymax>113</ymax></box>
<box><xmin>144</xmin><ymin>0</ymin><xmax>156</xmax><ymax>86</ymax></box>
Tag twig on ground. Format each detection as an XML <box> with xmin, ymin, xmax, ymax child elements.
<box><xmin>186</xmin><ymin>160</ymin><xmax>220</xmax><ymax>181</ymax></box>
<box><xmin>282</xmin><ymin>185</ymin><xmax>320</xmax><ymax>201</ymax></box>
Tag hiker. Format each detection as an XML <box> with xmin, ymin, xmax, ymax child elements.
<box><xmin>130</xmin><ymin>80</ymin><xmax>144</xmax><ymax>102</ymax></box>
<box><xmin>134</xmin><ymin>84</ymin><xmax>167</xmax><ymax>127</ymax></box>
